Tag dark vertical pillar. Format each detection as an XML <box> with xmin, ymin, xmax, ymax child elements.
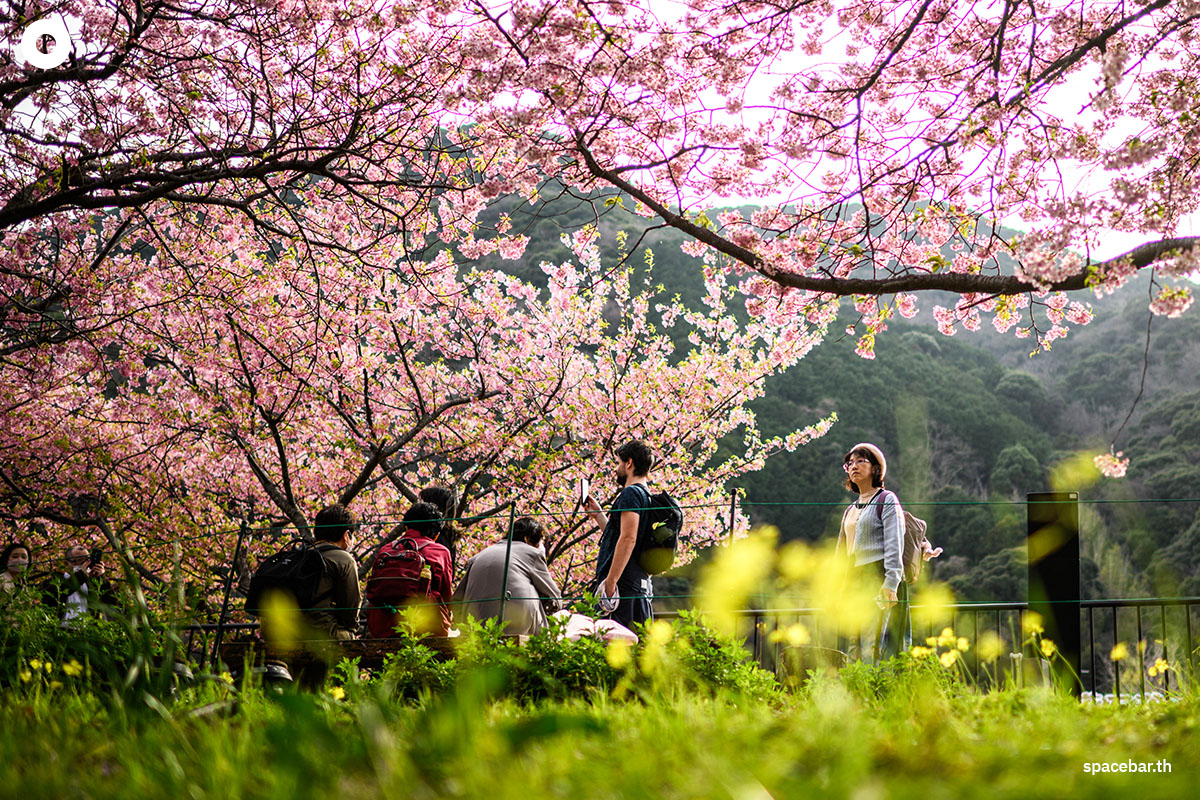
<box><xmin>1027</xmin><ymin>491</ymin><xmax>1081</xmax><ymax>696</ymax></box>
<box><xmin>212</xmin><ymin>517</ymin><xmax>250</xmax><ymax>669</ymax></box>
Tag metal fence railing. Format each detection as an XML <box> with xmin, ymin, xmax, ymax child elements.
<box><xmin>657</xmin><ymin>597</ymin><xmax>1199</xmax><ymax>700</ymax></box>
<box><xmin>184</xmin><ymin>595</ymin><xmax>1199</xmax><ymax>701</ymax></box>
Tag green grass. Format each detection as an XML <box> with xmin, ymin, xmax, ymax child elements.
<box><xmin>1</xmin><ymin>660</ymin><xmax>1197</xmax><ymax>799</ymax></box>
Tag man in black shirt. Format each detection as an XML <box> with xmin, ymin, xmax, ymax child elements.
<box><xmin>584</xmin><ymin>440</ymin><xmax>654</xmax><ymax>628</ymax></box>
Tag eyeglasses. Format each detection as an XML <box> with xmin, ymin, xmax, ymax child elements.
<box><xmin>842</xmin><ymin>458</ymin><xmax>871</xmax><ymax>472</ymax></box>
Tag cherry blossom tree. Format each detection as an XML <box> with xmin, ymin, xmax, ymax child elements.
<box><xmin>428</xmin><ymin>0</ymin><xmax>1200</xmax><ymax>342</ymax></box>
<box><xmin>0</xmin><ymin>211</ymin><xmax>832</xmax><ymax>593</ymax></box>
<box><xmin>5</xmin><ymin>0</ymin><xmax>1199</xmax><ymax>589</ymax></box>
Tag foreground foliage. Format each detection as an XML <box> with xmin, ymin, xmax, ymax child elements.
<box><xmin>0</xmin><ymin>607</ymin><xmax>1197</xmax><ymax>799</ymax></box>
<box><xmin>0</xmin><ymin>658</ymin><xmax>1196</xmax><ymax>800</ymax></box>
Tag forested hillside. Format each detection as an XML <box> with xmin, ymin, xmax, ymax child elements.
<box><xmin>476</xmin><ymin>195</ymin><xmax>1200</xmax><ymax>602</ymax></box>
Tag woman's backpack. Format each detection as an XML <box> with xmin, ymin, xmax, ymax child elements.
<box><xmin>364</xmin><ymin>535</ymin><xmax>443</xmax><ymax>637</ymax></box>
<box><xmin>364</xmin><ymin>537</ymin><xmax>436</xmax><ymax>606</ymax></box>
<box><xmin>873</xmin><ymin>491</ymin><xmax>931</xmax><ymax>583</ymax></box>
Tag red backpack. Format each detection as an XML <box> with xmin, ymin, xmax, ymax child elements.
<box><xmin>364</xmin><ymin>535</ymin><xmax>440</xmax><ymax>636</ymax></box>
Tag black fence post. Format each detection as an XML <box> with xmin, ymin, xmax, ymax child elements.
<box><xmin>497</xmin><ymin>505</ymin><xmax>517</xmax><ymax>625</ymax></box>
<box><xmin>1027</xmin><ymin>491</ymin><xmax>1081</xmax><ymax>697</ymax></box>
<box><xmin>211</xmin><ymin>518</ymin><xmax>250</xmax><ymax>669</ymax></box>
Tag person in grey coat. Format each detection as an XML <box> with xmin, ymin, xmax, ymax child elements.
<box><xmin>451</xmin><ymin>517</ymin><xmax>563</xmax><ymax>635</ymax></box>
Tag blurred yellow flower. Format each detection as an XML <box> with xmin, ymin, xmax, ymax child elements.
<box><xmin>777</xmin><ymin>541</ymin><xmax>816</xmax><ymax>582</ymax></box>
<box><xmin>49</xmin><ymin>681</ymin><xmax>62</xmax><ymax>690</ymax></box>
<box><xmin>62</xmin><ymin>660</ymin><xmax>83</xmax><ymax>678</ymax></box>
<box><xmin>220</xmin><ymin>671</ymin><xmax>234</xmax><ymax>686</ymax></box>
<box><xmin>28</xmin><ymin>659</ymin><xmax>42</xmax><ymax>672</ymax></box>
<box><xmin>260</xmin><ymin>591</ymin><xmax>302</xmax><ymax>649</ymax></box>
<box><xmin>606</xmin><ymin>640</ymin><xmax>632</xmax><ymax>670</ymax></box>
<box><xmin>42</xmin><ymin>661</ymin><xmax>52</xmax><ymax>672</ymax></box>
<box><xmin>1110</xmin><ymin>642</ymin><xmax>1129</xmax><ymax>662</ymax></box>
<box><xmin>696</xmin><ymin>528</ymin><xmax>778</xmax><ymax>636</ymax></box>
<box><xmin>18</xmin><ymin>669</ymin><xmax>31</xmax><ymax>683</ymax></box>
<box><xmin>939</xmin><ymin>650</ymin><xmax>959</xmax><ymax>668</ymax></box>
<box><xmin>1040</xmin><ymin>639</ymin><xmax>1057</xmax><ymax>658</ymax></box>
<box><xmin>328</xmin><ymin>686</ymin><xmax>346</xmax><ymax>701</ymax></box>
<box><xmin>936</xmin><ymin>627</ymin><xmax>956</xmax><ymax>648</ymax></box>
<box><xmin>647</xmin><ymin>620</ymin><xmax>674</xmax><ymax>647</ymax></box>
<box><xmin>977</xmin><ymin>631</ymin><xmax>1004</xmax><ymax>663</ymax></box>
<box><xmin>910</xmin><ymin>583</ymin><xmax>956</xmax><ymax>629</ymax></box>
<box><xmin>1148</xmin><ymin>657</ymin><xmax>1169</xmax><ymax>679</ymax></box>
<box><xmin>769</xmin><ymin>623</ymin><xmax>811</xmax><ymax>647</ymax></box>
<box><xmin>956</xmin><ymin>637</ymin><xmax>970</xmax><ymax>652</ymax></box>
<box><xmin>909</xmin><ymin>646</ymin><xmax>934</xmax><ymax>659</ymax></box>
<box><xmin>925</xmin><ymin>636</ymin><xmax>938</xmax><ymax>647</ymax></box>
<box><xmin>1023</xmin><ymin>612</ymin><xmax>1044</xmax><ymax>636</ymax></box>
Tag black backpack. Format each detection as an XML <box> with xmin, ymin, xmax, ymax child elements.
<box><xmin>244</xmin><ymin>539</ymin><xmax>331</xmax><ymax>617</ymax></box>
<box><xmin>631</xmin><ymin>485</ymin><xmax>684</xmax><ymax>575</ymax></box>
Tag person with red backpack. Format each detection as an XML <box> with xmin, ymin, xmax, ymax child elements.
<box><xmin>365</xmin><ymin>502</ymin><xmax>454</xmax><ymax>637</ymax></box>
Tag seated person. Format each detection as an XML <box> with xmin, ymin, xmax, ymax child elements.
<box><xmin>0</xmin><ymin>541</ymin><xmax>33</xmax><ymax>595</ymax></box>
<box><xmin>451</xmin><ymin>517</ymin><xmax>562</xmax><ymax>635</ymax></box>
<box><xmin>365</xmin><ymin>502</ymin><xmax>453</xmax><ymax>637</ymax></box>
<box><xmin>419</xmin><ymin>485</ymin><xmax>461</xmax><ymax>575</ymax></box>
<box><xmin>305</xmin><ymin>503</ymin><xmax>362</xmax><ymax>641</ymax></box>
<box><xmin>1</xmin><ymin>541</ymin><xmax>39</xmax><ymax>622</ymax></box>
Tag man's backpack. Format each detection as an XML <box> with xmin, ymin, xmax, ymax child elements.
<box><xmin>364</xmin><ymin>537</ymin><xmax>437</xmax><ymax>607</ymax></box>
<box><xmin>873</xmin><ymin>491</ymin><xmax>931</xmax><ymax>583</ymax></box>
<box><xmin>244</xmin><ymin>539</ymin><xmax>331</xmax><ymax>617</ymax></box>
<box><xmin>631</xmin><ymin>485</ymin><xmax>684</xmax><ymax>575</ymax></box>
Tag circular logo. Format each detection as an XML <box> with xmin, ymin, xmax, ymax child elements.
<box><xmin>15</xmin><ymin>17</ymin><xmax>74</xmax><ymax>69</ymax></box>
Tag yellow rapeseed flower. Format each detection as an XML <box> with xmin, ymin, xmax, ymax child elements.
<box><xmin>61</xmin><ymin>660</ymin><xmax>83</xmax><ymax>678</ymax></box>
<box><xmin>1148</xmin><ymin>665</ymin><xmax>1159</xmax><ymax>678</ymax></box>
<box><xmin>1023</xmin><ymin>612</ymin><xmax>1044</xmax><ymax>636</ymax></box>
<box><xmin>49</xmin><ymin>681</ymin><xmax>62</xmax><ymax>690</ymax></box>
<box><xmin>936</xmin><ymin>627</ymin><xmax>956</xmax><ymax>648</ymax></box>
<box><xmin>18</xmin><ymin>669</ymin><xmax>32</xmax><ymax>683</ymax></box>
<box><xmin>696</xmin><ymin>528</ymin><xmax>779</xmax><ymax>636</ymax></box>
<box><xmin>925</xmin><ymin>636</ymin><xmax>938</xmax><ymax>647</ymax></box>
<box><xmin>956</xmin><ymin>637</ymin><xmax>970</xmax><ymax>652</ymax></box>
<box><xmin>1110</xmin><ymin>642</ymin><xmax>1129</xmax><ymax>662</ymax></box>
<box><xmin>42</xmin><ymin>661</ymin><xmax>52</xmax><ymax>672</ymax></box>
<box><xmin>328</xmin><ymin>686</ymin><xmax>346</xmax><ymax>701</ymax></box>
<box><xmin>977</xmin><ymin>631</ymin><xmax>1004</xmax><ymax>663</ymax></box>
<box><xmin>777</xmin><ymin>541</ymin><xmax>817</xmax><ymax>582</ymax></box>
<box><xmin>28</xmin><ymin>659</ymin><xmax>42</xmax><ymax>672</ymax></box>
<box><xmin>220</xmin><ymin>671</ymin><xmax>234</xmax><ymax>686</ymax></box>
<box><xmin>939</xmin><ymin>650</ymin><xmax>959</xmax><ymax>668</ymax></box>
<box><xmin>910</xmin><ymin>583</ymin><xmax>956</xmax><ymax>630</ymax></box>
<box><xmin>783</xmin><ymin>622</ymin><xmax>810</xmax><ymax>647</ymax></box>
<box><xmin>605</xmin><ymin>640</ymin><xmax>632</xmax><ymax>670</ymax></box>
<box><xmin>647</xmin><ymin>620</ymin><xmax>674</xmax><ymax>647</ymax></box>
<box><xmin>909</xmin><ymin>646</ymin><xmax>934</xmax><ymax>659</ymax></box>
<box><xmin>1040</xmin><ymin>639</ymin><xmax>1057</xmax><ymax>658</ymax></box>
